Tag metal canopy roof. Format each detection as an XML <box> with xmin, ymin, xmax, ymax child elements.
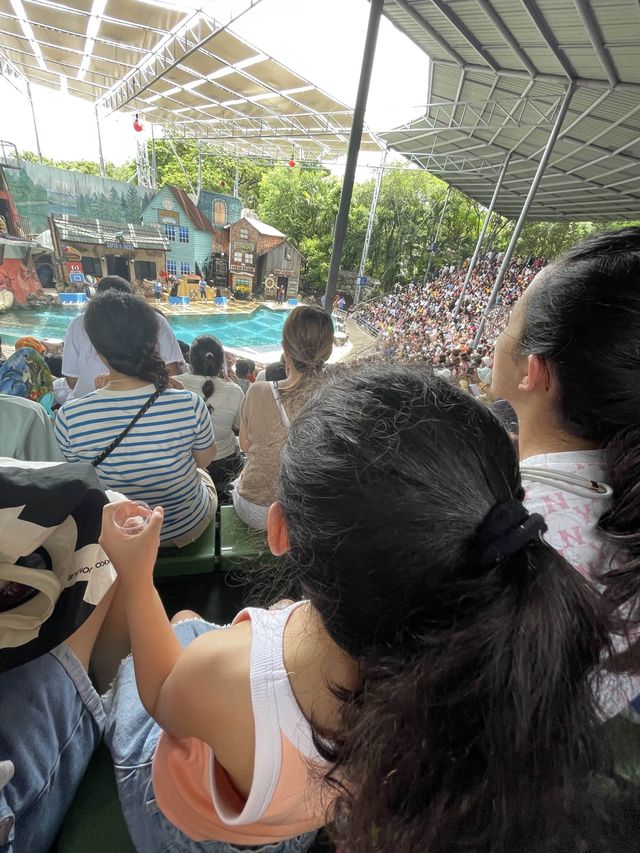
<box><xmin>0</xmin><ymin>0</ymin><xmax>380</xmax><ymax>161</ymax></box>
<box><xmin>378</xmin><ymin>0</ymin><xmax>640</xmax><ymax>220</ymax></box>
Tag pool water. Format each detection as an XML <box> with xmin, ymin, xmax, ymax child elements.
<box><xmin>0</xmin><ymin>306</ymin><xmax>288</xmax><ymax>349</ymax></box>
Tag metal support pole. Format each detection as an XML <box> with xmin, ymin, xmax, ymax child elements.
<box><xmin>26</xmin><ymin>82</ymin><xmax>43</xmax><ymax>163</ymax></box>
<box><xmin>151</xmin><ymin>124</ymin><xmax>157</xmax><ymax>189</ymax></box>
<box><xmin>473</xmin><ymin>83</ymin><xmax>575</xmax><ymax>348</ymax></box>
<box><xmin>355</xmin><ymin>146</ymin><xmax>387</xmax><ymax>306</ymax></box>
<box><xmin>197</xmin><ymin>141</ymin><xmax>202</xmax><ymax>199</ymax></box>
<box><xmin>94</xmin><ymin>105</ymin><xmax>106</xmax><ymax>179</ymax></box>
<box><xmin>423</xmin><ymin>184</ymin><xmax>451</xmax><ymax>283</ymax></box>
<box><xmin>453</xmin><ymin>151</ymin><xmax>511</xmax><ymax>320</ymax></box>
<box><xmin>233</xmin><ymin>162</ymin><xmax>240</xmax><ymax>198</ymax></box>
<box><xmin>324</xmin><ymin>0</ymin><xmax>383</xmax><ymax>311</ymax></box>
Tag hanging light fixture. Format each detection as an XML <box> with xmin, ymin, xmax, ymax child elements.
<box><xmin>133</xmin><ymin>113</ymin><xmax>143</xmax><ymax>132</ymax></box>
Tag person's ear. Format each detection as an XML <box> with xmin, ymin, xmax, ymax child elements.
<box><xmin>518</xmin><ymin>354</ymin><xmax>550</xmax><ymax>394</ymax></box>
<box><xmin>267</xmin><ymin>502</ymin><xmax>291</xmax><ymax>556</ymax></box>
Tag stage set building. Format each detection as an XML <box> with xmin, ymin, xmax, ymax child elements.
<box><xmin>142</xmin><ymin>185</ymin><xmax>214</xmax><ymax>279</ymax></box>
<box><xmin>216</xmin><ymin>215</ymin><xmax>303</xmax><ymax>300</ymax></box>
<box><xmin>49</xmin><ymin>215</ymin><xmax>168</xmax><ymax>288</ymax></box>
<box><xmin>2</xmin><ymin>152</ymin><xmax>304</xmax><ymax>298</ymax></box>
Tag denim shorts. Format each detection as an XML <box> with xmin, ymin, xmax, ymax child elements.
<box><xmin>0</xmin><ymin>644</ymin><xmax>104</xmax><ymax>853</ymax></box>
<box><xmin>103</xmin><ymin>619</ymin><xmax>317</xmax><ymax>853</ymax></box>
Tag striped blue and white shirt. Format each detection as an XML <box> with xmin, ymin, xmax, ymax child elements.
<box><xmin>55</xmin><ymin>385</ymin><xmax>214</xmax><ymax>542</ymax></box>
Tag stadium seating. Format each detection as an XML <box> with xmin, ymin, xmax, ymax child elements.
<box><xmin>153</xmin><ymin>505</ymin><xmax>273</xmax><ymax>578</ymax></box>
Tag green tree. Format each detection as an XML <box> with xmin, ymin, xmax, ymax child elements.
<box><xmin>19</xmin><ymin>150</ymin><xmax>136</xmax><ymax>182</ymax></box>
<box><xmin>124</xmin><ymin>185</ymin><xmax>143</xmax><ymax>223</ymax></box>
<box><xmin>352</xmin><ymin>171</ymin><xmax>482</xmax><ymax>289</ymax></box>
<box><xmin>75</xmin><ymin>194</ymin><xmax>93</xmax><ymax>220</ymax></box>
<box><xmin>105</xmin><ymin>161</ymin><xmax>137</xmax><ymax>183</ymax></box>
<box><xmin>505</xmin><ymin>220</ymin><xmax>596</xmax><ymax>259</ymax></box>
<box><xmin>258</xmin><ymin>167</ymin><xmax>339</xmax><ymax>242</ymax></box>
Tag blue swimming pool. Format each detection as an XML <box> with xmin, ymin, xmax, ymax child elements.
<box><xmin>0</xmin><ymin>305</ymin><xmax>288</xmax><ymax>349</ymax></box>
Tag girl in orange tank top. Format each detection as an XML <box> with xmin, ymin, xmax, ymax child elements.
<box><xmin>100</xmin><ymin>363</ymin><xmax>635</xmax><ymax>853</ymax></box>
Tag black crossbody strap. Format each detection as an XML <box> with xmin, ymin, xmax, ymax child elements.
<box><xmin>91</xmin><ymin>388</ymin><xmax>162</xmax><ymax>467</ymax></box>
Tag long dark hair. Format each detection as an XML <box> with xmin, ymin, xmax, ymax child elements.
<box><xmin>515</xmin><ymin>227</ymin><xmax>640</xmax><ymax>617</ymax></box>
<box><xmin>189</xmin><ymin>335</ymin><xmax>224</xmax><ymax>412</ymax></box>
<box><xmin>277</xmin><ymin>363</ymin><xmax>617</xmax><ymax>853</ymax></box>
<box><xmin>84</xmin><ymin>290</ymin><xmax>169</xmax><ymax>391</ymax></box>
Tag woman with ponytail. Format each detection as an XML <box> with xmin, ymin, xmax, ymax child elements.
<box><xmin>177</xmin><ymin>335</ymin><xmax>244</xmax><ymax>501</ymax></box>
<box><xmin>233</xmin><ymin>304</ymin><xmax>334</xmax><ymax>529</ymax></box>
<box><xmin>100</xmin><ymin>363</ymin><xmax>637</xmax><ymax>853</ymax></box>
<box><xmin>55</xmin><ymin>290</ymin><xmax>217</xmax><ymax>546</ymax></box>
<box><xmin>491</xmin><ymin>227</ymin><xmax>640</xmax><ymax>714</ymax></box>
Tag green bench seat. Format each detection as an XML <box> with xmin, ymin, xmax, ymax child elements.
<box><xmin>154</xmin><ymin>513</ymin><xmax>216</xmax><ymax>578</ymax></box>
<box><xmin>218</xmin><ymin>504</ymin><xmax>272</xmax><ymax>571</ymax></box>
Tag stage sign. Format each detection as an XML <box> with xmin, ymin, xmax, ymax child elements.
<box><xmin>106</xmin><ymin>240</ymin><xmax>135</xmax><ymax>250</ymax></box>
<box><xmin>273</xmin><ymin>268</ymin><xmax>294</xmax><ymax>277</ymax></box>
<box><xmin>158</xmin><ymin>210</ymin><xmax>179</xmax><ymax>225</ymax></box>
<box><xmin>66</xmin><ymin>261</ymin><xmax>85</xmax><ymax>283</ymax></box>
<box><xmin>229</xmin><ymin>262</ymin><xmax>255</xmax><ymax>274</ymax></box>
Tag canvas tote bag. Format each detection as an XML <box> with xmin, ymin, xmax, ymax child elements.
<box><xmin>0</xmin><ymin>459</ymin><xmax>116</xmax><ymax>672</ymax></box>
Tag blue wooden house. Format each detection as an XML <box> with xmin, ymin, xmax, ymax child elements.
<box><xmin>142</xmin><ymin>185</ymin><xmax>214</xmax><ymax>278</ymax></box>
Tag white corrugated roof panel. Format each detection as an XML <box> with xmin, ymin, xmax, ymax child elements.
<box><xmin>377</xmin><ymin>0</ymin><xmax>640</xmax><ymax>219</ymax></box>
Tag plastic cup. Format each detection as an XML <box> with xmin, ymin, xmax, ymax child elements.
<box><xmin>113</xmin><ymin>501</ymin><xmax>152</xmax><ymax>536</ymax></box>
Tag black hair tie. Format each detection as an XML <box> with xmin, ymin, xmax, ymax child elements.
<box><xmin>474</xmin><ymin>499</ymin><xmax>548</xmax><ymax>567</ymax></box>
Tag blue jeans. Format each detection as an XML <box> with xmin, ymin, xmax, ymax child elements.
<box><xmin>0</xmin><ymin>645</ymin><xmax>104</xmax><ymax>853</ymax></box>
<box><xmin>104</xmin><ymin>620</ymin><xmax>318</xmax><ymax>853</ymax></box>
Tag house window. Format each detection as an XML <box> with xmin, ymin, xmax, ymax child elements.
<box><xmin>233</xmin><ymin>240</ymin><xmax>255</xmax><ymax>266</ymax></box>
<box><xmin>81</xmin><ymin>256</ymin><xmax>101</xmax><ymax>277</ymax></box>
<box><xmin>134</xmin><ymin>260</ymin><xmax>157</xmax><ymax>280</ymax></box>
<box><xmin>167</xmin><ymin>260</ymin><xmax>177</xmax><ymax>275</ymax></box>
<box><xmin>179</xmin><ymin>226</ymin><xmax>189</xmax><ymax>243</ymax></box>
<box><xmin>213</xmin><ymin>201</ymin><xmax>227</xmax><ymax>226</ymax></box>
<box><xmin>180</xmin><ymin>261</ymin><xmax>191</xmax><ymax>275</ymax></box>
<box><xmin>239</xmin><ymin>228</ymin><xmax>249</xmax><ymax>240</ymax></box>
<box><xmin>164</xmin><ymin>224</ymin><xmax>176</xmax><ymax>241</ymax></box>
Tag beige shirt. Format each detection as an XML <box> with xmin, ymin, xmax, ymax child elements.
<box><xmin>237</xmin><ymin>381</ymin><xmax>289</xmax><ymax>506</ymax></box>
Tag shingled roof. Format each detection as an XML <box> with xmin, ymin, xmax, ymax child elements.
<box><xmin>168</xmin><ymin>186</ymin><xmax>214</xmax><ymax>234</ymax></box>
<box><xmin>52</xmin><ymin>215</ymin><xmax>168</xmax><ymax>250</ymax></box>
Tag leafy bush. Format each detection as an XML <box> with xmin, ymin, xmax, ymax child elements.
<box><xmin>234</xmin><ymin>283</ymin><xmax>251</xmax><ymax>300</ymax></box>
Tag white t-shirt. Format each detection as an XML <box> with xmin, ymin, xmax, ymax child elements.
<box><xmin>522</xmin><ymin>449</ymin><xmax>640</xmax><ymax>718</ymax></box>
<box><xmin>62</xmin><ymin>313</ymin><xmax>183</xmax><ymax>400</ymax></box>
<box><xmin>177</xmin><ymin>373</ymin><xmax>243</xmax><ymax>460</ymax></box>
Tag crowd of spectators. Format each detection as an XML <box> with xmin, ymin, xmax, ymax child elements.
<box><xmin>355</xmin><ymin>252</ymin><xmax>546</xmax><ymax>373</ymax></box>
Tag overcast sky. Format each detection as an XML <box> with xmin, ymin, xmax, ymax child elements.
<box><xmin>0</xmin><ymin>0</ymin><xmax>429</xmax><ymax>179</ymax></box>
